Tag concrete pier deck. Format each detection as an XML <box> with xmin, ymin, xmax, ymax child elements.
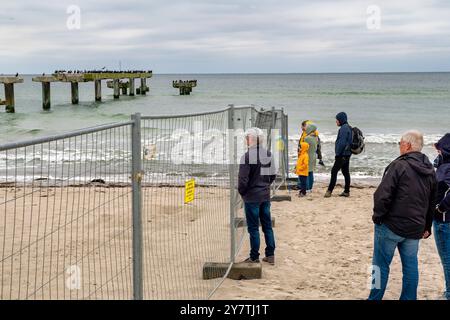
<box><xmin>29</xmin><ymin>71</ymin><xmax>152</xmax><ymax>110</ymax></box>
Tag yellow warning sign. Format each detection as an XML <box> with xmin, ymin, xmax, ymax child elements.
<box><xmin>276</xmin><ymin>138</ymin><xmax>285</xmax><ymax>152</ymax></box>
<box><xmin>184</xmin><ymin>179</ymin><xmax>195</xmax><ymax>204</ymax></box>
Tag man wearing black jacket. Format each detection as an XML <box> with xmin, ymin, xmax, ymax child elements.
<box><xmin>368</xmin><ymin>130</ymin><xmax>437</xmax><ymax>300</ymax></box>
<box><xmin>325</xmin><ymin>112</ymin><xmax>353</xmax><ymax>198</ymax></box>
<box><xmin>238</xmin><ymin>128</ymin><xmax>277</xmax><ymax>265</ymax></box>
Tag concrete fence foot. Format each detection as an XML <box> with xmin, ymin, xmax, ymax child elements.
<box><xmin>271</xmin><ymin>195</ymin><xmax>291</xmax><ymax>202</ymax></box>
<box><xmin>202</xmin><ymin>262</ymin><xmax>262</xmax><ymax>280</ymax></box>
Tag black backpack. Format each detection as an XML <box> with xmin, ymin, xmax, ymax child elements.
<box><xmin>350</xmin><ymin>126</ymin><xmax>365</xmax><ymax>155</ymax></box>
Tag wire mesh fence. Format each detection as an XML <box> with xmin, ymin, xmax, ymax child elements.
<box><xmin>0</xmin><ymin>122</ymin><xmax>134</xmax><ymax>300</ymax></box>
<box><xmin>0</xmin><ymin>105</ymin><xmax>288</xmax><ymax>300</ymax></box>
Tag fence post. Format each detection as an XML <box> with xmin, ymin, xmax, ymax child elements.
<box><xmin>131</xmin><ymin>113</ymin><xmax>143</xmax><ymax>300</ymax></box>
<box><xmin>228</xmin><ymin>104</ymin><xmax>236</xmax><ymax>263</ymax></box>
<box><xmin>284</xmin><ymin>113</ymin><xmax>290</xmax><ymax>189</ymax></box>
<box><xmin>270</xmin><ymin>107</ymin><xmax>277</xmax><ymax>195</ymax></box>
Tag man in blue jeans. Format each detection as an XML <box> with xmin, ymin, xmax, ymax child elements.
<box><xmin>368</xmin><ymin>131</ymin><xmax>436</xmax><ymax>300</ymax></box>
<box><xmin>238</xmin><ymin>128</ymin><xmax>276</xmax><ymax>265</ymax></box>
<box><xmin>432</xmin><ymin>133</ymin><xmax>450</xmax><ymax>300</ymax></box>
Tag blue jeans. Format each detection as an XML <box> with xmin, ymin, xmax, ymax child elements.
<box><xmin>368</xmin><ymin>224</ymin><xmax>420</xmax><ymax>300</ymax></box>
<box><xmin>434</xmin><ymin>221</ymin><xmax>450</xmax><ymax>300</ymax></box>
<box><xmin>244</xmin><ymin>201</ymin><xmax>276</xmax><ymax>260</ymax></box>
<box><xmin>307</xmin><ymin>171</ymin><xmax>314</xmax><ymax>191</ymax></box>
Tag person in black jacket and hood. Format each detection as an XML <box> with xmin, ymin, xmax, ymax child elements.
<box><xmin>368</xmin><ymin>130</ymin><xmax>436</xmax><ymax>300</ymax></box>
<box><xmin>433</xmin><ymin>133</ymin><xmax>450</xmax><ymax>300</ymax></box>
<box><xmin>325</xmin><ymin>112</ymin><xmax>353</xmax><ymax>198</ymax></box>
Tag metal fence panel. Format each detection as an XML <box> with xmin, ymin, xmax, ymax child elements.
<box><xmin>0</xmin><ymin>124</ymin><xmax>134</xmax><ymax>299</ymax></box>
<box><xmin>140</xmin><ymin>109</ymin><xmax>231</xmax><ymax>299</ymax></box>
<box><xmin>0</xmin><ymin>105</ymin><xmax>288</xmax><ymax>300</ymax></box>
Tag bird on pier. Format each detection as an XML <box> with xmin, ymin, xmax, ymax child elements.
<box><xmin>42</xmin><ymin>73</ymin><xmax>45</xmax><ymax>76</ymax></box>
<box><xmin>15</xmin><ymin>72</ymin><xmax>18</xmax><ymax>77</ymax></box>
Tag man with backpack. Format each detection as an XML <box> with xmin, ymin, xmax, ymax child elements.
<box><xmin>325</xmin><ymin>112</ymin><xmax>353</xmax><ymax>198</ymax></box>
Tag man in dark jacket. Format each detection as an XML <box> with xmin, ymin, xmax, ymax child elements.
<box><xmin>325</xmin><ymin>112</ymin><xmax>353</xmax><ymax>198</ymax></box>
<box><xmin>433</xmin><ymin>133</ymin><xmax>450</xmax><ymax>300</ymax></box>
<box><xmin>368</xmin><ymin>130</ymin><xmax>437</xmax><ymax>300</ymax></box>
<box><xmin>238</xmin><ymin>128</ymin><xmax>277</xmax><ymax>265</ymax></box>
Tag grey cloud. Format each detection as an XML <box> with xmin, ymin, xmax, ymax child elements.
<box><xmin>0</xmin><ymin>0</ymin><xmax>450</xmax><ymax>73</ymax></box>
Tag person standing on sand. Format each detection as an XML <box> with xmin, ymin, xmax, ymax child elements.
<box><xmin>368</xmin><ymin>130</ymin><xmax>436</xmax><ymax>300</ymax></box>
<box><xmin>325</xmin><ymin>112</ymin><xmax>352</xmax><ymax>198</ymax></box>
<box><xmin>299</xmin><ymin>120</ymin><xmax>325</xmax><ymax>166</ymax></box>
<box><xmin>304</xmin><ymin>123</ymin><xmax>318</xmax><ymax>193</ymax></box>
<box><xmin>432</xmin><ymin>133</ymin><xmax>450</xmax><ymax>300</ymax></box>
<box><xmin>297</xmin><ymin>121</ymin><xmax>323</xmax><ymax>190</ymax></box>
<box><xmin>295</xmin><ymin>142</ymin><xmax>309</xmax><ymax>197</ymax></box>
<box><xmin>238</xmin><ymin>128</ymin><xmax>277</xmax><ymax>265</ymax></box>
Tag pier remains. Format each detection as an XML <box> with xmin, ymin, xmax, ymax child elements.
<box><xmin>173</xmin><ymin>80</ymin><xmax>197</xmax><ymax>95</ymax></box>
<box><xmin>28</xmin><ymin>70</ymin><xmax>152</xmax><ymax>111</ymax></box>
<box><xmin>0</xmin><ymin>76</ymin><xmax>24</xmax><ymax>113</ymax></box>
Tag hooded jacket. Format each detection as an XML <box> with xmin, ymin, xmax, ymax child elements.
<box><xmin>373</xmin><ymin>151</ymin><xmax>437</xmax><ymax>239</ymax></box>
<box><xmin>238</xmin><ymin>145</ymin><xmax>277</xmax><ymax>203</ymax></box>
<box><xmin>304</xmin><ymin>124</ymin><xmax>318</xmax><ymax>172</ymax></box>
<box><xmin>295</xmin><ymin>142</ymin><xmax>309</xmax><ymax>176</ymax></box>
<box><xmin>434</xmin><ymin>133</ymin><xmax>450</xmax><ymax>222</ymax></box>
<box><xmin>335</xmin><ymin>112</ymin><xmax>352</xmax><ymax>157</ymax></box>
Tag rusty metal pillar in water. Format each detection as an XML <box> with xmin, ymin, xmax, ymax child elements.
<box><xmin>42</xmin><ymin>82</ymin><xmax>51</xmax><ymax>110</ymax></box>
<box><xmin>95</xmin><ymin>80</ymin><xmax>102</xmax><ymax>102</ymax></box>
<box><xmin>113</xmin><ymin>79</ymin><xmax>120</xmax><ymax>99</ymax></box>
<box><xmin>140</xmin><ymin>78</ymin><xmax>146</xmax><ymax>95</ymax></box>
<box><xmin>4</xmin><ymin>83</ymin><xmax>15</xmax><ymax>113</ymax></box>
<box><xmin>71</xmin><ymin>82</ymin><xmax>79</xmax><ymax>105</ymax></box>
<box><xmin>129</xmin><ymin>78</ymin><xmax>135</xmax><ymax>96</ymax></box>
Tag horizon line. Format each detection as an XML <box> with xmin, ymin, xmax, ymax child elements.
<box><xmin>7</xmin><ymin>71</ymin><xmax>450</xmax><ymax>76</ymax></box>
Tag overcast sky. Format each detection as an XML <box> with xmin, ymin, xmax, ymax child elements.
<box><xmin>1</xmin><ymin>0</ymin><xmax>450</xmax><ymax>73</ymax></box>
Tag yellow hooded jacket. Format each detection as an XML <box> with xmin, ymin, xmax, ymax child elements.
<box><xmin>295</xmin><ymin>142</ymin><xmax>309</xmax><ymax>176</ymax></box>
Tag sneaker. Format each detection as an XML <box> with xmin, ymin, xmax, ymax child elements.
<box><xmin>324</xmin><ymin>190</ymin><xmax>332</xmax><ymax>198</ymax></box>
<box><xmin>339</xmin><ymin>192</ymin><xmax>350</xmax><ymax>197</ymax></box>
<box><xmin>242</xmin><ymin>257</ymin><xmax>260</xmax><ymax>263</ymax></box>
<box><xmin>306</xmin><ymin>190</ymin><xmax>312</xmax><ymax>194</ymax></box>
<box><xmin>298</xmin><ymin>192</ymin><xmax>306</xmax><ymax>197</ymax></box>
<box><xmin>262</xmin><ymin>256</ymin><xmax>275</xmax><ymax>265</ymax></box>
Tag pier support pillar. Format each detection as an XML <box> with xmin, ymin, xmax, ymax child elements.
<box><xmin>121</xmin><ymin>85</ymin><xmax>127</xmax><ymax>95</ymax></box>
<box><xmin>42</xmin><ymin>82</ymin><xmax>51</xmax><ymax>110</ymax></box>
<box><xmin>113</xmin><ymin>79</ymin><xmax>120</xmax><ymax>99</ymax></box>
<box><xmin>95</xmin><ymin>80</ymin><xmax>102</xmax><ymax>102</ymax></box>
<box><xmin>140</xmin><ymin>78</ymin><xmax>146</xmax><ymax>95</ymax></box>
<box><xmin>129</xmin><ymin>79</ymin><xmax>135</xmax><ymax>96</ymax></box>
<box><xmin>4</xmin><ymin>83</ymin><xmax>15</xmax><ymax>113</ymax></box>
<box><xmin>71</xmin><ymin>82</ymin><xmax>79</xmax><ymax>105</ymax></box>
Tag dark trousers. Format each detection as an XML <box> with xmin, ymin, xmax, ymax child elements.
<box><xmin>298</xmin><ymin>176</ymin><xmax>307</xmax><ymax>195</ymax></box>
<box><xmin>328</xmin><ymin>156</ymin><xmax>351</xmax><ymax>193</ymax></box>
<box><xmin>244</xmin><ymin>201</ymin><xmax>276</xmax><ymax>260</ymax></box>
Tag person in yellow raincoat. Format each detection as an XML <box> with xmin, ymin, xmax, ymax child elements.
<box><xmin>298</xmin><ymin>120</ymin><xmax>325</xmax><ymax>167</ymax></box>
<box><xmin>295</xmin><ymin>142</ymin><xmax>309</xmax><ymax>197</ymax></box>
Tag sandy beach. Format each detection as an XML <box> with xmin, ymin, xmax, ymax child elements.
<box><xmin>213</xmin><ymin>183</ymin><xmax>445</xmax><ymax>300</ymax></box>
<box><xmin>0</xmin><ymin>182</ymin><xmax>445</xmax><ymax>300</ymax></box>
<box><xmin>0</xmin><ymin>185</ymin><xmax>230</xmax><ymax>300</ymax></box>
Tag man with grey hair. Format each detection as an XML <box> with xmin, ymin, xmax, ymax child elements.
<box><xmin>238</xmin><ymin>127</ymin><xmax>277</xmax><ymax>264</ymax></box>
<box><xmin>368</xmin><ymin>130</ymin><xmax>437</xmax><ymax>300</ymax></box>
